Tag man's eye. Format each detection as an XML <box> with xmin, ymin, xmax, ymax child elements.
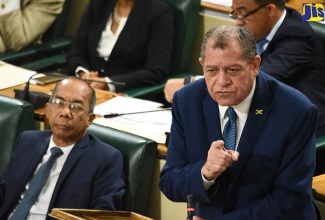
<box><xmin>70</xmin><ymin>104</ymin><xmax>81</xmax><ymax>109</ymax></box>
<box><xmin>227</xmin><ymin>68</ymin><xmax>239</xmax><ymax>74</ymax></box>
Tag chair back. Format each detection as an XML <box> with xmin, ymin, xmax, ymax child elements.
<box><xmin>0</xmin><ymin>95</ymin><xmax>34</xmax><ymax>172</ymax></box>
<box><xmin>87</xmin><ymin>123</ymin><xmax>157</xmax><ymax>216</ymax></box>
<box><xmin>315</xmin><ymin>135</ymin><xmax>325</xmax><ymax>176</ymax></box>
<box><xmin>124</xmin><ymin>0</ymin><xmax>201</xmax><ymax>98</ymax></box>
<box><xmin>163</xmin><ymin>0</ymin><xmax>201</xmax><ymax>74</ymax></box>
<box><xmin>309</xmin><ymin>21</ymin><xmax>325</xmax><ymax>53</ymax></box>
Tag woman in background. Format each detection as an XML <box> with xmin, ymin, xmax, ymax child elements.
<box><xmin>67</xmin><ymin>0</ymin><xmax>174</xmax><ymax>93</ymax></box>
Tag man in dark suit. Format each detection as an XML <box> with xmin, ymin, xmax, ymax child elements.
<box><xmin>0</xmin><ymin>77</ymin><xmax>125</xmax><ymax>219</ymax></box>
<box><xmin>67</xmin><ymin>0</ymin><xmax>174</xmax><ymax>93</ymax></box>
<box><xmin>164</xmin><ymin>0</ymin><xmax>325</xmax><ymax>137</ymax></box>
<box><xmin>159</xmin><ymin>26</ymin><xmax>318</xmax><ymax>219</ymax></box>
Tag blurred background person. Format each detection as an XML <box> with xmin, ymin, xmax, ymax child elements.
<box><xmin>0</xmin><ymin>0</ymin><xmax>65</xmax><ymax>53</ymax></box>
<box><xmin>67</xmin><ymin>0</ymin><xmax>174</xmax><ymax>93</ymax></box>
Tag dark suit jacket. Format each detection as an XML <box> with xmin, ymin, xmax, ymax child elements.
<box><xmin>67</xmin><ymin>0</ymin><xmax>174</xmax><ymax>92</ymax></box>
<box><xmin>260</xmin><ymin>7</ymin><xmax>325</xmax><ymax>136</ymax></box>
<box><xmin>159</xmin><ymin>72</ymin><xmax>318</xmax><ymax>219</ymax></box>
<box><xmin>0</xmin><ymin>130</ymin><xmax>125</xmax><ymax>219</ymax></box>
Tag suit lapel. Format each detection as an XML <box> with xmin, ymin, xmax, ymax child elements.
<box><xmin>228</xmin><ymin>72</ymin><xmax>272</xmax><ymax>192</ymax></box>
<box><xmin>203</xmin><ymin>92</ymin><xmax>223</xmax><ymax>143</ymax></box>
<box><xmin>110</xmin><ymin>0</ymin><xmax>143</xmax><ymax>59</ymax></box>
<box><xmin>48</xmin><ymin>135</ymin><xmax>90</xmax><ymax>209</ymax></box>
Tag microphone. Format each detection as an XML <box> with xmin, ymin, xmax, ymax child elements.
<box><xmin>14</xmin><ymin>72</ymin><xmax>54</xmax><ymax>109</ymax></box>
<box><xmin>186</xmin><ymin>194</ymin><xmax>195</xmax><ymax>220</ymax></box>
<box><xmin>103</xmin><ymin>108</ymin><xmax>171</xmax><ymax>118</ymax></box>
<box><xmin>83</xmin><ymin>79</ymin><xmax>126</xmax><ymax>87</ymax></box>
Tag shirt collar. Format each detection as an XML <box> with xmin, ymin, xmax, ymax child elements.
<box><xmin>49</xmin><ymin>136</ymin><xmax>75</xmax><ymax>155</ymax></box>
<box><xmin>265</xmin><ymin>9</ymin><xmax>286</xmax><ymax>42</ymax></box>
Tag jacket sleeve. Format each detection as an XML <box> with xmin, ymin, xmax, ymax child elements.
<box><xmin>0</xmin><ymin>0</ymin><xmax>64</xmax><ymax>52</ymax></box>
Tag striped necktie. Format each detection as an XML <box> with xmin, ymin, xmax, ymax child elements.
<box><xmin>10</xmin><ymin>147</ymin><xmax>63</xmax><ymax>220</ymax></box>
<box><xmin>256</xmin><ymin>39</ymin><xmax>268</xmax><ymax>55</ymax></box>
<box><xmin>223</xmin><ymin>107</ymin><xmax>237</xmax><ymax>151</ymax></box>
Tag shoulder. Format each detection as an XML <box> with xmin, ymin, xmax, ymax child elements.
<box><xmin>141</xmin><ymin>0</ymin><xmax>173</xmax><ymax>15</ymax></box>
<box><xmin>86</xmin><ymin>134</ymin><xmax>123</xmax><ymax>158</ymax></box>
<box><xmin>278</xmin><ymin>8</ymin><xmax>316</xmax><ymax>37</ymax></box>
<box><xmin>17</xmin><ymin>130</ymin><xmax>51</xmax><ymax>142</ymax></box>
<box><xmin>258</xmin><ymin>71</ymin><xmax>316</xmax><ymax>110</ymax></box>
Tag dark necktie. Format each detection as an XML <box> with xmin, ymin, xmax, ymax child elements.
<box><xmin>256</xmin><ymin>38</ymin><xmax>268</xmax><ymax>55</ymax></box>
<box><xmin>10</xmin><ymin>147</ymin><xmax>63</xmax><ymax>220</ymax></box>
<box><xmin>223</xmin><ymin>107</ymin><xmax>237</xmax><ymax>151</ymax></box>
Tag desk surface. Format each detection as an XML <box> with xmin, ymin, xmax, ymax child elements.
<box><xmin>313</xmin><ymin>174</ymin><xmax>325</xmax><ymax>201</ymax></box>
<box><xmin>0</xmin><ymin>82</ymin><xmax>168</xmax><ymax>156</ymax></box>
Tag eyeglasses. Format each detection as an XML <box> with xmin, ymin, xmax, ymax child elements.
<box><xmin>50</xmin><ymin>98</ymin><xmax>88</xmax><ymax>114</ymax></box>
<box><xmin>229</xmin><ymin>4</ymin><xmax>269</xmax><ymax>21</ymax></box>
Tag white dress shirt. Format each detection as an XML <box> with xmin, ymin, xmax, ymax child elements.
<box><xmin>0</xmin><ymin>0</ymin><xmax>20</xmax><ymax>16</ymax></box>
<box><xmin>75</xmin><ymin>14</ymin><xmax>127</xmax><ymax>92</ymax></box>
<box><xmin>9</xmin><ymin>136</ymin><xmax>74</xmax><ymax>220</ymax></box>
<box><xmin>202</xmin><ymin>80</ymin><xmax>256</xmax><ymax>190</ymax></box>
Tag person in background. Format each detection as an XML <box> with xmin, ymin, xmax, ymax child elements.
<box><xmin>0</xmin><ymin>0</ymin><xmax>65</xmax><ymax>53</ymax></box>
<box><xmin>164</xmin><ymin>0</ymin><xmax>325</xmax><ymax>138</ymax></box>
<box><xmin>0</xmin><ymin>77</ymin><xmax>125</xmax><ymax>219</ymax></box>
<box><xmin>159</xmin><ymin>25</ymin><xmax>318</xmax><ymax>219</ymax></box>
<box><xmin>67</xmin><ymin>0</ymin><xmax>174</xmax><ymax>93</ymax></box>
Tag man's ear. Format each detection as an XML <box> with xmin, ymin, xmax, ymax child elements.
<box><xmin>252</xmin><ymin>55</ymin><xmax>261</xmax><ymax>77</ymax></box>
<box><xmin>199</xmin><ymin>58</ymin><xmax>203</xmax><ymax>67</ymax></box>
<box><xmin>88</xmin><ymin>113</ymin><xmax>96</xmax><ymax>126</ymax></box>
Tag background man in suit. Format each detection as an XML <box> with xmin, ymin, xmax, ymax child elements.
<box><xmin>0</xmin><ymin>0</ymin><xmax>65</xmax><ymax>53</ymax></box>
<box><xmin>0</xmin><ymin>77</ymin><xmax>125</xmax><ymax>219</ymax></box>
<box><xmin>164</xmin><ymin>0</ymin><xmax>325</xmax><ymax>137</ymax></box>
<box><xmin>159</xmin><ymin>25</ymin><xmax>318</xmax><ymax>219</ymax></box>
<box><xmin>67</xmin><ymin>0</ymin><xmax>174</xmax><ymax>93</ymax></box>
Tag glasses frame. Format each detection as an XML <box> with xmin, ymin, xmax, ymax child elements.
<box><xmin>49</xmin><ymin>98</ymin><xmax>89</xmax><ymax>114</ymax></box>
<box><xmin>229</xmin><ymin>4</ymin><xmax>269</xmax><ymax>21</ymax></box>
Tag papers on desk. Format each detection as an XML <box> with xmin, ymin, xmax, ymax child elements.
<box><xmin>93</xmin><ymin>96</ymin><xmax>172</xmax><ymax>144</ymax></box>
<box><xmin>0</xmin><ymin>61</ymin><xmax>37</xmax><ymax>90</ymax></box>
<box><xmin>201</xmin><ymin>0</ymin><xmax>231</xmax><ymax>7</ymax></box>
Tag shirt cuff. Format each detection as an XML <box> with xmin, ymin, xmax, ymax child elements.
<box><xmin>201</xmin><ymin>172</ymin><xmax>216</xmax><ymax>191</ymax></box>
<box><xmin>0</xmin><ymin>0</ymin><xmax>20</xmax><ymax>16</ymax></box>
<box><xmin>75</xmin><ymin>66</ymin><xmax>90</xmax><ymax>77</ymax></box>
<box><xmin>105</xmin><ymin>77</ymin><xmax>116</xmax><ymax>92</ymax></box>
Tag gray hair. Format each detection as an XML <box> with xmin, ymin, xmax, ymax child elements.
<box><xmin>200</xmin><ymin>25</ymin><xmax>257</xmax><ymax>63</ymax></box>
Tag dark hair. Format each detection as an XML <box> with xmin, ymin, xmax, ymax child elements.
<box><xmin>200</xmin><ymin>25</ymin><xmax>257</xmax><ymax>63</ymax></box>
<box><xmin>50</xmin><ymin>76</ymin><xmax>96</xmax><ymax>113</ymax></box>
<box><xmin>255</xmin><ymin>0</ymin><xmax>285</xmax><ymax>10</ymax></box>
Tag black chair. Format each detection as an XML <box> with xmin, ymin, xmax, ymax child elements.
<box><xmin>315</xmin><ymin>135</ymin><xmax>325</xmax><ymax>176</ymax></box>
<box><xmin>309</xmin><ymin>21</ymin><xmax>325</xmax><ymax>52</ymax></box>
<box><xmin>0</xmin><ymin>95</ymin><xmax>34</xmax><ymax>172</ymax></box>
<box><xmin>87</xmin><ymin>123</ymin><xmax>158</xmax><ymax>216</ymax></box>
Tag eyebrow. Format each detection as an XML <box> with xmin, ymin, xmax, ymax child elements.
<box><xmin>232</xmin><ymin>6</ymin><xmax>247</xmax><ymax>12</ymax></box>
<box><xmin>55</xmin><ymin>95</ymin><xmax>85</xmax><ymax>105</ymax></box>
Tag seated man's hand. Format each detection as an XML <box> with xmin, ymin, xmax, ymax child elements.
<box><xmin>164</xmin><ymin>78</ymin><xmax>184</xmax><ymax>103</ymax></box>
<box><xmin>82</xmin><ymin>71</ymin><xmax>108</xmax><ymax>90</ymax></box>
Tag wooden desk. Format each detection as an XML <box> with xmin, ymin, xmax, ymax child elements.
<box><xmin>0</xmin><ymin>83</ymin><xmax>168</xmax><ymax>156</ymax></box>
<box><xmin>313</xmin><ymin>174</ymin><xmax>325</xmax><ymax>201</ymax></box>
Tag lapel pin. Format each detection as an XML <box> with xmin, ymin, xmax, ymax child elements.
<box><xmin>255</xmin><ymin>109</ymin><xmax>263</xmax><ymax>115</ymax></box>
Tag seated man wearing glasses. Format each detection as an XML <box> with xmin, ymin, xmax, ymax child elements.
<box><xmin>164</xmin><ymin>0</ymin><xmax>325</xmax><ymax>137</ymax></box>
<box><xmin>0</xmin><ymin>77</ymin><xmax>125</xmax><ymax>219</ymax></box>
